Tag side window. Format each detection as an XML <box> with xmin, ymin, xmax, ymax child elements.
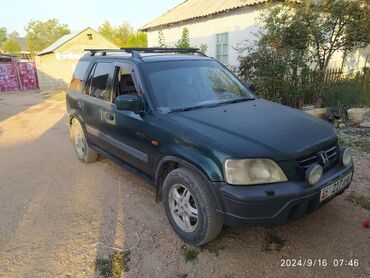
<box><xmin>84</xmin><ymin>63</ymin><xmax>96</xmax><ymax>95</ymax></box>
<box><xmin>69</xmin><ymin>61</ymin><xmax>89</xmax><ymax>92</ymax></box>
<box><xmin>90</xmin><ymin>62</ymin><xmax>112</xmax><ymax>101</ymax></box>
<box><xmin>216</xmin><ymin>33</ymin><xmax>229</xmax><ymax>65</ymax></box>
<box><xmin>113</xmin><ymin>65</ymin><xmax>139</xmax><ymax>102</ymax></box>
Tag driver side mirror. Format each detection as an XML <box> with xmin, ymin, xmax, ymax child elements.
<box><xmin>245</xmin><ymin>81</ymin><xmax>255</xmax><ymax>93</ymax></box>
<box><xmin>115</xmin><ymin>95</ymin><xmax>143</xmax><ymax>113</ymax></box>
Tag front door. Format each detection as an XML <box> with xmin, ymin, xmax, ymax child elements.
<box><xmin>99</xmin><ymin>63</ymin><xmax>156</xmax><ymax>176</ymax></box>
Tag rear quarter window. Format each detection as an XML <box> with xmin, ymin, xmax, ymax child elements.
<box><xmin>69</xmin><ymin>61</ymin><xmax>90</xmax><ymax>92</ymax></box>
<box><xmin>89</xmin><ymin>63</ymin><xmax>112</xmax><ymax>101</ymax></box>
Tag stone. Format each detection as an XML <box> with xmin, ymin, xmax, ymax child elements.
<box><xmin>326</xmin><ymin>107</ymin><xmax>346</xmax><ymax>121</ymax></box>
<box><xmin>339</xmin><ymin>123</ymin><xmax>346</xmax><ymax>128</ymax></box>
<box><xmin>359</xmin><ymin>121</ymin><xmax>370</xmax><ymax>128</ymax></box>
<box><xmin>347</xmin><ymin>108</ymin><xmax>367</xmax><ymax>124</ymax></box>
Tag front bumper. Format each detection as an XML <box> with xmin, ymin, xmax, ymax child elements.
<box><xmin>213</xmin><ymin>163</ymin><xmax>354</xmax><ymax>227</ymax></box>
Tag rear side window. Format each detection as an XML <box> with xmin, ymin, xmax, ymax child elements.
<box><xmin>69</xmin><ymin>61</ymin><xmax>89</xmax><ymax>92</ymax></box>
<box><xmin>89</xmin><ymin>62</ymin><xmax>112</xmax><ymax>101</ymax></box>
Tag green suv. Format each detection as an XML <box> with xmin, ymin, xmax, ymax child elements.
<box><xmin>66</xmin><ymin>48</ymin><xmax>353</xmax><ymax>246</ymax></box>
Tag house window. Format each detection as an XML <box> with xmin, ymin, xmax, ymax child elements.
<box><xmin>87</xmin><ymin>33</ymin><xmax>93</xmax><ymax>40</ymax></box>
<box><xmin>216</xmin><ymin>33</ymin><xmax>229</xmax><ymax>65</ymax></box>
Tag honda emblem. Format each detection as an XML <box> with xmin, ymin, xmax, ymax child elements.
<box><xmin>318</xmin><ymin>151</ymin><xmax>329</xmax><ymax>165</ymax></box>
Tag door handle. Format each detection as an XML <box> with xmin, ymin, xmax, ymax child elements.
<box><xmin>106</xmin><ymin>113</ymin><xmax>114</xmax><ymax>121</ymax></box>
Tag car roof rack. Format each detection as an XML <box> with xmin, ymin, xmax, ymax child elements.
<box><xmin>84</xmin><ymin>48</ymin><xmax>207</xmax><ymax>59</ymax></box>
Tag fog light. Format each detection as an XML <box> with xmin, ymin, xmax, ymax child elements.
<box><xmin>341</xmin><ymin>147</ymin><xmax>352</xmax><ymax>166</ymax></box>
<box><xmin>305</xmin><ymin>164</ymin><xmax>323</xmax><ymax>185</ymax></box>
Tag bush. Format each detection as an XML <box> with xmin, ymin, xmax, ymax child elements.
<box><xmin>237</xmin><ymin>1</ymin><xmax>370</xmax><ymax>108</ymax></box>
<box><xmin>321</xmin><ymin>73</ymin><xmax>370</xmax><ymax>108</ymax></box>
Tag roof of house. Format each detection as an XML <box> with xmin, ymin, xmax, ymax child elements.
<box><xmin>37</xmin><ymin>28</ymin><xmax>91</xmax><ymax>56</ymax></box>
<box><xmin>37</xmin><ymin>27</ymin><xmax>115</xmax><ymax>56</ymax></box>
<box><xmin>140</xmin><ymin>0</ymin><xmax>275</xmax><ymax>31</ymax></box>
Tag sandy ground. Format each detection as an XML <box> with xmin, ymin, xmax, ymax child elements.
<box><xmin>0</xmin><ymin>91</ymin><xmax>369</xmax><ymax>278</ymax></box>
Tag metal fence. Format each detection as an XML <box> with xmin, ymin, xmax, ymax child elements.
<box><xmin>0</xmin><ymin>55</ymin><xmax>39</xmax><ymax>92</ymax></box>
<box><xmin>247</xmin><ymin>67</ymin><xmax>370</xmax><ymax>107</ymax></box>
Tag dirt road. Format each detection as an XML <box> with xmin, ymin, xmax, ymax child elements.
<box><xmin>0</xmin><ymin>91</ymin><xmax>369</xmax><ymax>278</ymax></box>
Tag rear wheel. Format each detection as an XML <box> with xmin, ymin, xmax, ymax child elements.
<box><xmin>163</xmin><ymin>167</ymin><xmax>223</xmax><ymax>246</ymax></box>
<box><xmin>71</xmin><ymin>118</ymin><xmax>98</xmax><ymax>163</ymax></box>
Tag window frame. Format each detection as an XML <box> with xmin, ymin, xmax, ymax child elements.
<box><xmin>84</xmin><ymin>61</ymin><xmax>114</xmax><ymax>103</ymax></box>
<box><xmin>69</xmin><ymin>61</ymin><xmax>90</xmax><ymax>93</ymax></box>
<box><xmin>112</xmin><ymin>62</ymin><xmax>143</xmax><ymax>99</ymax></box>
<box><xmin>112</xmin><ymin>61</ymin><xmax>150</xmax><ymax>112</ymax></box>
<box><xmin>216</xmin><ymin>33</ymin><xmax>229</xmax><ymax>65</ymax></box>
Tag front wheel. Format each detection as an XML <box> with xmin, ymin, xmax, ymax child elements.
<box><xmin>163</xmin><ymin>168</ymin><xmax>223</xmax><ymax>246</ymax></box>
<box><xmin>70</xmin><ymin>118</ymin><xmax>98</xmax><ymax>163</ymax></box>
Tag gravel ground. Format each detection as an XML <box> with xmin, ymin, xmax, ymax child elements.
<box><xmin>0</xmin><ymin>91</ymin><xmax>369</xmax><ymax>278</ymax></box>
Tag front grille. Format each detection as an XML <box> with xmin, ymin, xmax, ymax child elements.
<box><xmin>297</xmin><ymin>143</ymin><xmax>339</xmax><ymax>172</ymax></box>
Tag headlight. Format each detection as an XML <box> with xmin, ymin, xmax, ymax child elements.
<box><xmin>305</xmin><ymin>164</ymin><xmax>323</xmax><ymax>185</ymax></box>
<box><xmin>341</xmin><ymin>147</ymin><xmax>352</xmax><ymax>166</ymax></box>
<box><xmin>224</xmin><ymin>159</ymin><xmax>288</xmax><ymax>185</ymax></box>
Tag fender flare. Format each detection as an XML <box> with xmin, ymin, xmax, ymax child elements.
<box><xmin>68</xmin><ymin>112</ymin><xmax>89</xmax><ymax>143</ymax></box>
<box><xmin>154</xmin><ymin>155</ymin><xmax>223</xmax><ymax>211</ymax></box>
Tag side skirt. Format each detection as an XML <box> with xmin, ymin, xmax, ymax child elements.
<box><xmin>91</xmin><ymin>144</ymin><xmax>155</xmax><ymax>186</ymax></box>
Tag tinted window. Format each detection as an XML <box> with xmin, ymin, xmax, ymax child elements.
<box><xmin>141</xmin><ymin>60</ymin><xmax>253</xmax><ymax>110</ymax></box>
<box><xmin>69</xmin><ymin>61</ymin><xmax>89</xmax><ymax>92</ymax></box>
<box><xmin>90</xmin><ymin>63</ymin><xmax>112</xmax><ymax>101</ymax></box>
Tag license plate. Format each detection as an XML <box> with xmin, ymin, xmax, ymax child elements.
<box><xmin>320</xmin><ymin>172</ymin><xmax>352</xmax><ymax>202</ymax></box>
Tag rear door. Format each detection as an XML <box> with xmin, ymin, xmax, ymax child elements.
<box><xmin>80</xmin><ymin>61</ymin><xmax>114</xmax><ymax>146</ymax></box>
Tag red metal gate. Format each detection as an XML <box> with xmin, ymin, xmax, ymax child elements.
<box><xmin>0</xmin><ymin>62</ymin><xmax>19</xmax><ymax>92</ymax></box>
<box><xmin>0</xmin><ymin>56</ymin><xmax>39</xmax><ymax>92</ymax></box>
<box><xmin>17</xmin><ymin>61</ymin><xmax>39</xmax><ymax>91</ymax></box>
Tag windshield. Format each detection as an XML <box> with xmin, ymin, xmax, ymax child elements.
<box><xmin>141</xmin><ymin>60</ymin><xmax>254</xmax><ymax>111</ymax></box>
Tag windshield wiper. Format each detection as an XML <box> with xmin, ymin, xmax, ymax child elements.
<box><xmin>169</xmin><ymin>103</ymin><xmax>218</xmax><ymax>113</ymax></box>
<box><xmin>169</xmin><ymin>97</ymin><xmax>255</xmax><ymax>113</ymax></box>
<box><xmin>220</xmin><ymin>97</ymin><xmax>255</xmax><ymax>105</ymax></box>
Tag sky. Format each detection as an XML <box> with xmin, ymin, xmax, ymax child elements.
<box><xmin>0</xmin><ymin>0</ymin><xmax>184</xmax><ymax>36</ymax></box>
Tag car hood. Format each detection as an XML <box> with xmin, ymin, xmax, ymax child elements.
<box><xmin>167</xmin><ymin>99</ymin><xmax>337</xmax><ymax>160</ymax></box>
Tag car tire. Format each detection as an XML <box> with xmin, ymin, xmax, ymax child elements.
<box><xmin>163</xmin><ymin>167</ymin><xmax>223</xmax><ymax>246</ymax></box>
<box><xmin>71</xmin><ymin>118</ymin><xmax>98</xmax><ymax>163</ymax></box>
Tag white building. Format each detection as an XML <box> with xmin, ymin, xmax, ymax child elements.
<box><xmin>140</xmin><ymin>0</ymin><xmax>369</xmax><ymax>73</ymax></box>
<box><xmin>140</xmin><ymin>0</ymin><xmax>268</xmax><ymax>67</ymax></box>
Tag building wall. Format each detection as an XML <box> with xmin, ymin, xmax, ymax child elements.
<box><xmin>344</xmin><ymin>45</ymin><xmax>370</xmax><ymax>74</ymax></box>
<box><xmin>146</xmin><ymin>6</ymin><xmax>369</xmax><ymax>73</ymax></box>
<box><xmin>146</xmin><ymin>6</ymin><xmax>262</xmax><ymax>67</ymax></box>
<box><xmin>35</xmin><ymin>54</ymin><xmax>76</xmax><ymax>90</ymax></box>
<box><xmin>36</xmin><ymin>28</ymin><xmax>118</xmax><ymax>90</ymax></box>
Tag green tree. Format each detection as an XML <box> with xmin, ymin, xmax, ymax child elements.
<box><xmin>125</xmin><ymin>32</ymin><xmax>148</xmax><ymax>47</ymax></box>
<box><xmin>158</xmin><ymin>30</ymin><xmax>167</xmax><ymax>48</ymax></box>
<box><xmin>2</xmin><ymin>37</ymin><xmax>21</xmax><ymax>54</ymax></box>
<box><xmin>176</xmin><ymin>28</ymin><xmax>191</xmax><ymax>48</ymax></box>
<box><xmin>114</xmin><ymin>22</ymin><xmax>133</xmax><ymax>46</ymax></box>
<box><xmin>25</xmin><ymin>19</ymin><xmax>70</xmax><ymax>53</ymax></box>
<box><xmin>199</xmin><ymin>43</ymin><xmax>208</xmax><ymax>53</ymax></box>
<box><xmin>296</xmin><ymin>0</ymin><xmax>370</xmax><ymax>71</ymax></box>
<box><xmin>158</xmin><ymin>29</ymin><xmax>207</xmax><ymax>53</ymax></box>
<box><xmin>98</xmin><ymin>21</ymin><xmax>145</xmax><ymax>47</ymax></box>
<box><xmin>98</xmin><ymin>21</ymin><xmax>115</xmax><ymax>42</ymax></box>
<box><xmin>237</xmin><ymin>0</ymin><xmax>370</xmax><ymax>106</ymax></box>
<box><xmin>0</xmin><ymin>27</ymin><xmax>7</xmax><ymax>46</ymax></box>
